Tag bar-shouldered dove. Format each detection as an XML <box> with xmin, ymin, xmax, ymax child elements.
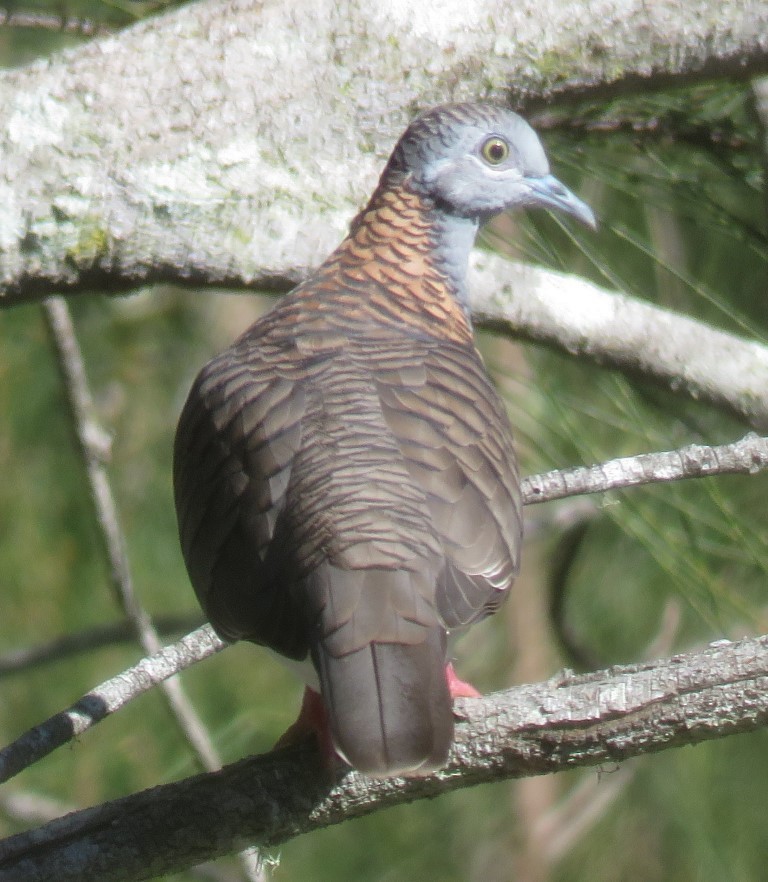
<box><xmin>174</xmin><ymin>103</ymin><xmax>595</xmax><ymax>777</ymax></box>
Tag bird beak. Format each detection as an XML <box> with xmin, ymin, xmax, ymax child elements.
<box><xmin>526</xmin><ymin>174</ymin><xmax>597</xmax><ymax>230</ymax></box>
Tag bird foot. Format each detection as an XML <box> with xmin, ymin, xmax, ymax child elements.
<box><xmin>274</xmin><ymin>686</ymin><xmax>341</xmax><ymax>772</ymax></box>
<box><xmin>275</xmin><ymin>666</ymin><xmax>479</xmax><ymax>772</ymax></box>
<box><xmin>445</xmin><ymin>661</ymin><xmax>481</xmax><ymax>698</ymax></box>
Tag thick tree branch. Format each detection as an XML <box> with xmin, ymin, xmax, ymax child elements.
<box><xmin>1</xmin><ymin>633</ymin><xmax>767</xmax><ymax>882</ymax></box>
<box><xmin>470</xmin><ymin>255</ymin><xmax>768</xmax><ymax>429</ymax></box>
<box><xmin>0</xmin><ymin>0</ymin><xmax>766</xmax><ymax>307</ymax></box>
<box><xmin>1</xmin><ymin>0</ymin><xmax>765</xmax><ymax>431</ymax></box>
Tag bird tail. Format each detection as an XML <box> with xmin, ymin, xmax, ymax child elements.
<box><xmin>312</xmin><ymin>628</ymin><xmax>453</xmax><ymax>777</ymax></box>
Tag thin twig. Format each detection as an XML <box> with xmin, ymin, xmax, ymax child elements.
<box><xmin>0</xmin><ymin>625</ymin><xmax>224</xmax><ymax>786</ymax></box>
<box><xmin>547</xmin><ymin>517</ymin><xmax>600</xmax><ymax>670</ymax></box>
<box><xmin>521</xmin><ymin>433</ymin><xmax>768</xmax><ymax>503</ymax></box>
<box><xmin>42</xmin><ymin>297</ymin><xmax>220</xmax><ymax>769</ymax></box>
<box><xmin>40</xmin><ymin>297</ymin><xmax>267</xmax><ymax>882</ymax></box>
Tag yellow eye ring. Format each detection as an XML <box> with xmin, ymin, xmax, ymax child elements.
<box><xmin>481</xmin><ymin>136</ymin><xmax>509</xmax><ymax>165</ymax></box>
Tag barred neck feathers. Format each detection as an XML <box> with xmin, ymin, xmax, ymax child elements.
<box><xmin>296</xmin><ymin>103</ymin><xmax>597</xmax><ymax>346</ymax></box>
<box><xmin>325</xmin><ymin>184</ymin><xmax>478</xmax><ymax>344</ymax></box>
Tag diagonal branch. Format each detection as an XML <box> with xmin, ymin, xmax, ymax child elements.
<box><xmin>1</xmin><ymin>633</ymin><xmax>767</xmax><ymax>882</ymax></box>
<box><xmin>0</xmin><ymin>625</ymin><xmax>224</xmax><ymax>786</ymax></box>
<box><xmin>40</xmin><ymin>300</ymin><xmax>267</xmax><ymax>882</ymax></box>
<box><xmin>42</xmin><ymin>296</ymin><xmax>223</xmax><ymax>774</ymax></box>
<box><xmin>469</xmin><ymin>254</ymin><xmax>768</xmax><ymax>429</ymax></box>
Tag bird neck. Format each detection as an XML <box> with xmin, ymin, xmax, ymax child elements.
<box><xmin>430</xmin><ymin>208</ymin><xmax>479</xmax><ymax>315</ymax></box>
<box><xmin>327</xmin><ymin>184</ymin><xmax>478</xmax><ymax>344</ymax></box>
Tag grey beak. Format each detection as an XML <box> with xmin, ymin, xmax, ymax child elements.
<box><xmin>527</xmin><ymin>174</ymin><xmax>597</xmax><ymax>230</ymax></box>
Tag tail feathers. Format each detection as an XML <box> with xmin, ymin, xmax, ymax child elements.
<box><xmin>313</xmin><ymin>630</ymin><xmax>453</xmax><ymax>776</ymax></box>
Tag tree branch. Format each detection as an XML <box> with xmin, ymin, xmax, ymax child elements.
<box><xmin>1</xmin><ymin>0</ymin><xmax>767</xmax><ymax>307</ymax></box>
<box><xmin>0</xmin><ymin>625</ymin><xmax>224</xmax><ymax>786</ymax></box>
<box><xmin>470</xmin><ymin>255</ymin><xmax>768</xmax><ymax>429</ymax></box>
<box><xmin>43</xmin><ymin>298</ymin><xmax>268</xmax><ymax>881</ymax></box>
<box><xmin>1</xmin><ymin>633</ymin><xmax>767</xmax><ymax>882</ymax></box>
<box><xmin>521</xmin><ymin>432</ymin><xmax>768</xmax><ymax>501</ymax></box>
<box><xmin>42</xmin><ymin>297</ymin><xmax>224</xmax><ymax>775</ymax></box>
<box><xmin>1</xmin><ymin>1</ymin><xmax>765</xmax><ymax>430</ymax></box>
<box><xmin>1</xmin><ymin>433</ymin><xmax>765</xmax><ymax>787</ymax></box>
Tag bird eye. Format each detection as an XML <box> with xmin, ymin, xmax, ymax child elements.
<box><xmin>480</xmin><ymin>136</ymin><xmax>509</xmax><ymax>165</ymax></box>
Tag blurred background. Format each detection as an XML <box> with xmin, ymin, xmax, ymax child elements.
<box><xmin>1</xmin><ymin>4</ymin><xmax>767</xmax><ymax>880</ymax></box>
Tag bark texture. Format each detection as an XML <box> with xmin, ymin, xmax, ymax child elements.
<box><xmin>1</xmin><ymin>633</ymin><xmax>766</xmax><ymax>881</ymax></box>
<box><xmin>1</xmin><ymin>0</ymin><xmax>767</xmax><ymax>304</ymax></box>
<box><xmin>470</xmin><ymin>254</ymin><xmax>768</xmax><ymax>429</ymax></box>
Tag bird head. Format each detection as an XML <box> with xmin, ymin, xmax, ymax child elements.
<box><xmin>384</xmin><ymin>103</ymin><xmax>596</xmax><ymax>228</ymax></box>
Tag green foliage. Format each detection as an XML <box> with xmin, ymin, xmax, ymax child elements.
<box><xmin>1</xmin><ymin>11</ymin><xmax>768</xmax><ymax>882</ymax></box>
<box><xmin>477</xmin><ymin>82</ymin><xmax>768</xmax><ymax>882</ymax></box>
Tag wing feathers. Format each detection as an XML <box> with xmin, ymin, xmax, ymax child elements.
<box><xmin>373</xmin><ymin>340</ymin><xmax>522</xmax><ymax>624</ymax></box>
<box><xmin>173</xmin><ymin>318</ymin><xmax>522</xmax><ymax>775</ymax></box>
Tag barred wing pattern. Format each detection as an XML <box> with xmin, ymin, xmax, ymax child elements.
<box><xmin>174</xmin><ymin>311</ymin><xmax>521</xmax><ymax>774</ymax></box>
<box><xmin>170</xmin><ymin>101</ymin><xmax>590</xmax><ymax>776</ymax></box>
<box><xmin>372</xmin><ymin>338</ymin><xmax>521</xmax><ymax>622</ymax></box>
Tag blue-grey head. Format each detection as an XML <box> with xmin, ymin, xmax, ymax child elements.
<box><xmin>384</xmin><ymin>103</ymin><xmax>596</xmax><ymax>229</ymax></box>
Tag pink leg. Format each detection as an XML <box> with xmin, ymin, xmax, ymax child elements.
<box><xmin>275</xmin><ymin>686</ymin><xmax>339</xmax><ymax>769</ymax></box>
<box><xmin>445</xmin><ymin>661</ymin><xmax>481</xmax><ymax>698</ymax></box>
<box><xmin>277</xmin><ymin>666</ymin><xmax>479</xmax><ymax>770</ymax></box>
